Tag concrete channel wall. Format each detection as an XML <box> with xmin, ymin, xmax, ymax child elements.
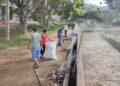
<box><xmin>63</xmin><ymin>47</ymin><xmax>73</xmax><ymax>86</ymax></box>
<box><xmin>101</xmin><ymin>32</ymin><xmax>120</xmax><ymax>51</ymax></box>
<box><xmin>63</xmin><ymin>31</ymin><xmax>120</xmax><ymax>86</ymax></box>
<box><xmin>77</xmin><ymin>31</ymin><xmax>85</xmax><ymax>86</ymax></box>
<box><xmin>63</xmin><ymin>32</ymin><xmax>78</xmax><ymax>86</ymax></box>
<box><xmin>63</xmin><ymin>31</ymin><xmax>85</xmax><ymax>86</ymax></box>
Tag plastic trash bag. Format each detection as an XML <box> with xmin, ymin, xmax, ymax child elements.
<box><xmin>45</xmin><ymin>41</ymin><xmax>57</xmax><ymax>60</ymax></box>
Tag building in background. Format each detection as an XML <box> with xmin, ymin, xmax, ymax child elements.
<box><xmin>0</xmin><ymin>0</ymin><xmax>38</xmax><ymax>25</ymax></box>
<box><xmin>0</xmin><ymin>1</ymin><xmax>14</xmax><ymax>24</ymax></box>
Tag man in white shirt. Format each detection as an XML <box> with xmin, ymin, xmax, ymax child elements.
<box><xmin>64</xmin><ymin>25</ymin><xmax>68</xmax><ymax>37</ymax></box>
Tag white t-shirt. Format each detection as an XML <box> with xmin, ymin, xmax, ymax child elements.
<box><xmin>64</xmin><ymin>25</ymin><xmax>68</xmax><ymax>30</ymax></box>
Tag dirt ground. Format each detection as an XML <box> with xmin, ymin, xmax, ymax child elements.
<box><xmin>82</xmin><ymin>32</ymin><xmax>120</xmax><ymax>86</ymax></box>
<box><xmin>0</xmin><ymin>33</ymin><xmax>69</xmax><ymax>86</ymax></box>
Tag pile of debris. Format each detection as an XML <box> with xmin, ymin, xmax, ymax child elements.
<box><xmin>47</xmin><ymin>67</ymin><xmax>65</xmax><ymax>85</ymax></box>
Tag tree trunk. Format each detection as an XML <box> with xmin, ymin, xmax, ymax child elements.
<box><xmin>19</xmin><ymin>8</ymin><xmax>28</xmax><ymax>33</ymax></box>
<box><xmin>46</xmin><ymin>11</ymin><xmax>52</xmax><ymax>29</ymax></box>
<box><xmin>46</xmin><ymin>16</ymin><xmax>50</xmax><ymax>29</ymax></box>
<box><xmin>43</xmin><ymin>15</ymin><xmax>46</xmax><ymax>29</ymax></box>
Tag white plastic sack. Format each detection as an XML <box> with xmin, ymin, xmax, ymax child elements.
<box><xmin>45</xmin><ymin>41</ymin><xmax>57</xmax><ymax>60</ymax></box>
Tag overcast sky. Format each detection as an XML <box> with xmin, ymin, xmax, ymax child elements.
<box><xmin>84</xmin><ymin>0</ymin><xmax>107</xmax><ymax>6</ymax></box>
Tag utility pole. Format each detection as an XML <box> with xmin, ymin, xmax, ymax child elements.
<box><xmin>6</xmin><ymin>0</ymin><xmax>10</xmax><ymax>40</ymax></box>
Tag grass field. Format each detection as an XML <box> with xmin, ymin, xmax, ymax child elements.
<box><xmin>0</xmin><ymin>22</ymin><xmax>65</xmax><ymax>50</ymax></box>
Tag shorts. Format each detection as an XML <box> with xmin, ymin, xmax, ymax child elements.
<box><xmin>31</xmin><ymin>47</ymin><xmax>41</xmax><ymax>59</ymax></box>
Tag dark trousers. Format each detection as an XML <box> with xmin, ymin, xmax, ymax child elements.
<box><xmin>64</xmin><ymin>30</ymin><xmax>67</xmax><ymax>37</ymax></box>
<box><xmin>41</xmin><ymin>44</ymin><xmax>46</xmax><ymax>56</ymax></box>
<box><xmin>57</xmin><ymin>38</ymin><xmax>62</xmax><ymax>47</ymax></box>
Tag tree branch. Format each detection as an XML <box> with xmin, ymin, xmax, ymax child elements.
<box><xmin>28</xmin><ymin>0</ymin><xmax>43</xmax><ymax>13</ymax></box>
<box><xmin>23</xmin><ymin>0</ymin><xmax>31</xmax><ymax>8</ymax></box>
<box><xmin>10</xmin><ymin>0</ymin><xmax>22</xmax><ymax>8</ymax></box>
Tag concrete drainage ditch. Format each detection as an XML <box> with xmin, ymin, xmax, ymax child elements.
<box><xmin>47</xmin><ymin>30</ymin><xmax>120</xmax><ymax>86</ymax></box>
<box><xmin>63</xmin><ymin>39</ymin><xmax>77</xmax><ymax>86</ymax></box>
<box><xmin>33</xmin><ymin>38</ymin><xmax>78</xmax><ymax>86</ymax></box>
<box><xmin>47</xmin><ymin>39</ymin><xmax>78</xmax><ymax>86</ymax></box>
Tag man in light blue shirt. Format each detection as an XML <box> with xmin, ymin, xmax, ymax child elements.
<box><xmin>28</xmin><ymin>28</ymin><xmax>42</xmax><ymax>68</ymax></box>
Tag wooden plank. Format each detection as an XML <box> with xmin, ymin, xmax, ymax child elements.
<box><xmin>33</xmin><ymin>69</ymin><xmax>42</xmax><ymax>86</ymax></box>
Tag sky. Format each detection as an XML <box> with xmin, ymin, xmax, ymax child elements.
<box><xmin>84</xmin><ymin>0</ymin><xmax>107</xmax><ymax>6</ymax></box>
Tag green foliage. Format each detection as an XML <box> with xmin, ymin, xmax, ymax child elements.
<box><xmin>32</xmin><ymin>0</ymin><xmax>62</xmax><ymax>21</ymax></box>
<box><xmin>48</xmin><ymin>22</ymin><xmax>66</xmax><ymax>33</ymax></box>
<box><xmin>110</xmin><ymin>33</ymin><xmax>120</xmax><ymax>41</ymax></box>
<box><xmin>32</xmin><ymin>0</ymin><xmax>84</xmax><ymax>21</ymax></box>
<box><xmin>105</xmin><ymin>0</ymin><xmax>120</xmax><ymax>10</ymax></box>
<box><xmin>0</xmin><ymin>0</ymin><xmax>3</xmax><ymax>4</ymax></box>
<box><xmin>61</xmin><ymin>4</ymin><xmax>72</xmax><ymax>19</ymax></box>
<box><xmin>96</xmin><ymin>12</ymin><xmax>119</xmax><ymax>20</ymax></box>
<box><xmin>72</xmin><ymin>0</ymin><xmax>84</xmax><ymax>16</ymax></box>
<box><xmin>59</xmin><ymin>0</ymin><xmax>84</xmax><ymax>19</ymax></box>
<box><xmin>0</xmin><ymin>29</ymin><xmax>29</xmax><ymax>50</ymax></box>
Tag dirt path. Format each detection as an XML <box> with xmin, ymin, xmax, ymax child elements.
<box><xmin>0</xmin><ymin>33</ymin><xmax>69</xmax><ymax>86</ymax></box>
<box><xmin>82</xmin><ymin>32</ymin><xmax>120</xmax><ymax>86</ymax></box>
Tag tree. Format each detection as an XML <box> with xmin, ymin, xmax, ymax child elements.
<box><xmin>32</xmin><ymin>0</ymin><xmax>62</xmax><ymax>29</ymax></box>
<box><xmin>104</xmin><ymin>0</ymin><xmax>120</xmax><ymax>10</ymax></box>
<box><xmin>53</xmin><ymin>0</ymin><xmax>84</xmax><ymax>19</ymax></box>
<box><xmin>32</xmin><ymin>0</ymin><xmax>84</xmax><ymax>29</ymax></box>
<box><xmin>73</xmin><ymin>0</ymin><xmax>84</xmax><ymax>16</ymax></box>
<box><xmin>0</xmin><ymin>0</ymin><xmax>3</xmax><ymax>4</ymax></box>
<box><xmin>59</xmin><ymin>0</ymin><xmax>84</xmax><ymax>19</ymax></box>
<box><xmin>104</xmin><ymin>0</ymin><xmax>114</xmax><ymax>9</ymax></box>
<box><xmin>10</xmin><ymin>0</ymin><xmax>41</xmax><ymax>33</ymax></box>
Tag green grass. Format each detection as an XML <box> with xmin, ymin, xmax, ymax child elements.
<box><xmin>0</xmin><ymin>22</ymin><xmax>66</xmax><ymax>50</ymax></box>
<box><xmin>79</xmin><ymin>22</ymin><xmax>97</xmax><ymax>31</ymax></box>
<box><xmin>96</xmin><ymin>12</ymin><xmax>120</xmax><ymax>21</ymax></box>
<box><xmin>0</xmin><ymin>30</ymin><xmax>29</xmax><ymax>50</ymax></box>
<box><xmin>108</xmin><ymin>33</ymin><xmax>120</xmax><ymax>42</ymax></box>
